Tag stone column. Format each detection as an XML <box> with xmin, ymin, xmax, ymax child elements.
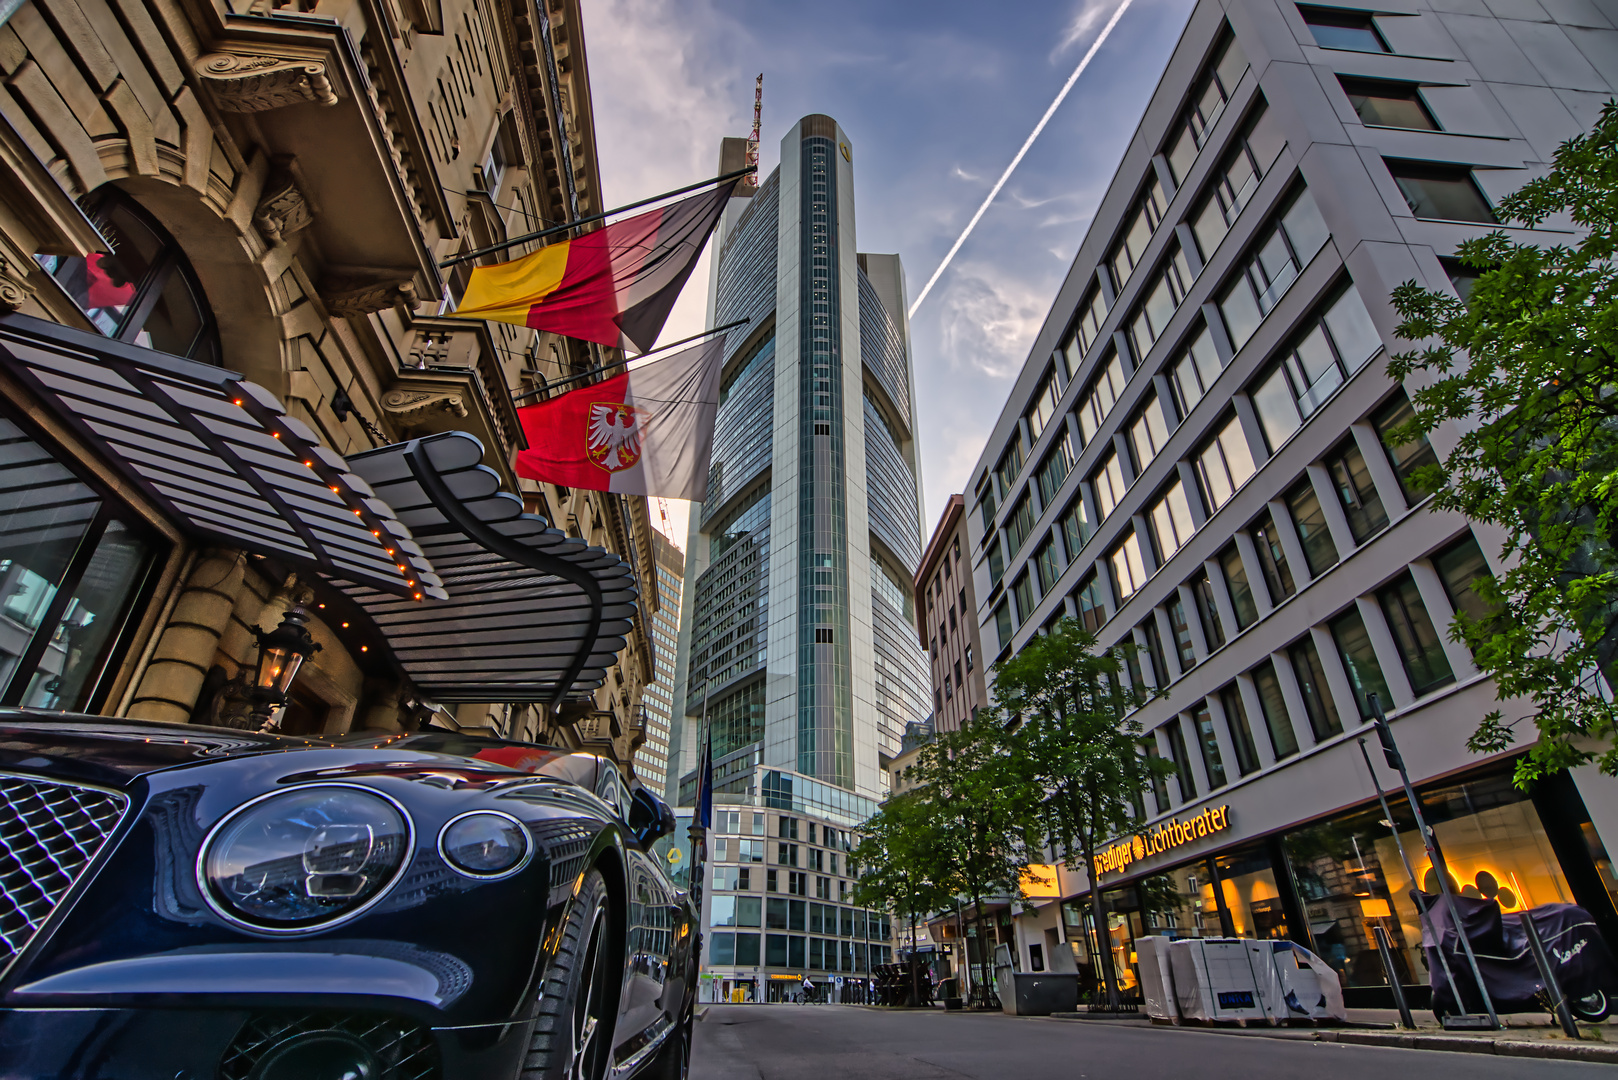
<box><xmin>126</xmin><ymin>549</ymin><xmax>247</xmax><ymax>724</ymax></box>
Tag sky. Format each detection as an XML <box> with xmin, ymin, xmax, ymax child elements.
<box><xmin>583</xmin><ymin>0</ymin><xmax>1200</xmax><ymax>549</ymax></box>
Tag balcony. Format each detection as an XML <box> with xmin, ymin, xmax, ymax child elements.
<box><xmin>382</xmin><ymin>316</ymin><xmax>524</xmax><ymax>485</ymax></box>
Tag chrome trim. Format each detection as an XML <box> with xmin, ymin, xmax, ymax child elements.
<box><xmin>435</xmin><ymin>809</ymin><xmax>534</xmax><ymax>880</ymax></box>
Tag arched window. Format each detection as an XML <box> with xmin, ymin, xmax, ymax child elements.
<box><xmin>35</xmin><ymin>189</ymin><xmax>220</xmax><ymax>365</ymax></box>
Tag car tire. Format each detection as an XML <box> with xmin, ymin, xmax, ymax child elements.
<box><xmin>522</xmin><ymin>867</ymin><xmax>616</xmax><ymax>1080</ymax></box>
<box><xmin>646</xmin><ymin>1010</ymin><xmax>692</xmax><ymax>1080</ymax></box>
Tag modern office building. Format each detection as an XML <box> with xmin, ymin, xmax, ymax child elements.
<box><xmin>916</xmin><ymin>494</ymin><xmax>989</xmax><ymax>733</ymax></box>
<box><xmin>635</xmin><ymin>531</ymin><xmax>686</xmax><ymax>792</ymax></box>
<box><xmin>667</xmin><ymin>115</ymin><xmax>929</xmax><ymax>999</ymax></box>
<box><xmin>970</xmin><ymin>0</ymin><xmax>1618</xmax><ymax>1007</ymax></box>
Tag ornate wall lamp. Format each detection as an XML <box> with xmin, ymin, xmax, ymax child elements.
<box><xmin>250</xmin><ymin>608</ymin><xmax>322</xmax><ymax>731</ymax></box>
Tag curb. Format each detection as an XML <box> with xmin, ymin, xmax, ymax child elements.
<box><xmin>1317</xmin><ymin>1029</ymin><xmax>1618</xmax><ymax>1063</ymax></box>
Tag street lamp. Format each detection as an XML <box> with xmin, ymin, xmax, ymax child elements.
<box><xmin>249</xmin><ymin>608</ymin><xmax>322</xmax><ymax>731</ymax></box>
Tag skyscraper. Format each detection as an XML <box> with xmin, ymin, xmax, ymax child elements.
<box><xmin>666</xmin><ymin>116</ymin><xmax>928</xmax><ymax>1000</ymax></box>
<box><xmin>634</xmin><ymin>531</ymin><xmax>686</xmax><ymax>794</ymax></box>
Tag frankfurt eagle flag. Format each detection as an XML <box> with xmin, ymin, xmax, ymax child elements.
<box><xmin>449</xmin><ymin>181</ymin><xmax>736</xmax><ymax>352</ymax></box>
<box><xmin>515</xmin><ymin>335</ymin><xmax>727</xmax><ymax>500</ymax></box>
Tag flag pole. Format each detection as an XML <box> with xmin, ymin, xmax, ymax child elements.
<box><xmin>440</xmin><ymin>166</ymin><xmax>757</xmax><ymax>269</ymax></box>
<box><xmin>511</xmin><ymin>319</ymin><xmax>747</xmax><ymax>404</ymax></box>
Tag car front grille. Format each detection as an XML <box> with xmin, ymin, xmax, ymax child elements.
<box><xmin>0</xmin><ymin>773</ymin><xmax>127</xmax><ymax>971</ymax></box>
<box><xmin>219</xmin><ymin>1013</ymin><xmax>441</xmax><ymax>1080</ymax></box>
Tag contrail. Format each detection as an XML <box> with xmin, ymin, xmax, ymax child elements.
<box><xmin>908</xmin><ymin>0</ymin><xmax>1137</xmax><ymax>320</ymax></box>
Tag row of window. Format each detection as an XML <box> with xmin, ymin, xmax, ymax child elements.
<box><xmin>706</xmin><ymin>932</ymin><xmax>893</xmax><ymax>972</ymax></box>
<box><xmin>711</xmin><ymin>897</ymin><xmax>892</xmax><ymax>938</ymax></box>
<box><xmin>712</xmin><ymin>865</ymin><xmax>850</xmax><ymax>900</ymax></box>
<box><xmin>713</xmin><ymin>810</ymin><xmax>855</xmax><ymax>851</ymax></box>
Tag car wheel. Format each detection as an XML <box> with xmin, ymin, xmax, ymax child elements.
<box><xmin>523</xmin><ymin>867</ymin><xmax>616</xmax><ymax>1080</ymax></box>
<box><xmin>1570</xmin><ymin>989</ymin><xmax>1610</xmax><ymax>1023</ymax></box>
<box><xmin>647</xmin><ymin>1011</ymin><xmax>692</xmax><ymax>1080</ymax></box>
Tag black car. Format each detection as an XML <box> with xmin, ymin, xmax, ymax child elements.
<box><xmin>0</xmin><ymin>711</ymin><xmax>698</xmax><ymax>1080</ymax></box>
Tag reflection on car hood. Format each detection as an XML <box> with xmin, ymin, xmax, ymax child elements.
<box><xmin>0</xmin><ymin>710</ymin><xmax>306</xmax><ymax>786</ymax></box>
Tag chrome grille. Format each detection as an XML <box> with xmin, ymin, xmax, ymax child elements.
<box><xmin>0</xmin><ymin>773</ymin><xmax>127</xmax><ymax>969</ymax></box>
<box><xmin>219</xmin><ymin>1013</ymin><xmax>440</xmax><ymax>1080</ymax></box>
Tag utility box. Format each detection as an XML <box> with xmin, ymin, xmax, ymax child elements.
<box><xmin>1168</xmin><ymin>939</ymin><xmax>1271</xmax><ymax>1023</ymax></box>
<box><xmin>1136</xmin><ymin>936</ymin><xmax>1179</xmax><ymax>1022</ymax></box>
<box><xmin>1165</xmin><ymin>938</ymin><xmax>1346</xmax><ymax>1024</ymax></box>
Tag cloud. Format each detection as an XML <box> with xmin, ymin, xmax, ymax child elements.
<box><xmin>1051</xmin><ymin>0</ymin><xmax>1115</xmax><ymax>62</ymax></box>
<box><xmin>936</xmin><ymin>265</ymin><xmax>1052</xmax><ymax>381</ymax></box>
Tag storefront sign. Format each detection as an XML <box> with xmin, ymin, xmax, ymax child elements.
<box><xmin>1093</xmin><ymin>805</ymin><xmax>1230</xmax><ymax>878</ymax></box>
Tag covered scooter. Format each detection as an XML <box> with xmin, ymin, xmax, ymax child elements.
<box><xmin>1419</xmin><ymin>892</ymin><xmax>1618</xmax><ymax>1021</ymax></box>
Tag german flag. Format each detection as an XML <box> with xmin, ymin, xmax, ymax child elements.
<box><xmin>448</xmin><ymin>181</ymin><xmax>737</xmax><ymax>352</ymax></box>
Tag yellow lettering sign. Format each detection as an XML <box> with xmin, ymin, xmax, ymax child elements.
<box><xmin>1092</xmin><ymin>805</ymin><xmax>1231</xmax><ymax>879</ymax></box>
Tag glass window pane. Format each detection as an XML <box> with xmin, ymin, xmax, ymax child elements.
<box><xmin>1168</xmin><ymin>594</ymin><xmax>1197</xmax><ymax>669</ymax></box>
<box><xmin>1434</xmin><ymin>532</ymin><xmax>1494</xmax><ymax>626</ymax></box>
<box><xmin>737</xmin><ymin>896</ymin><xmax>762</xmax><ymax>926</ymax></box>
<box><xmin>1214</xmin><ymin>32</ymin><xmax>1249</xmax><ymax>96</ymax></box>
<box><xmin>1220</xmin><ymin>686</ymin><xmax>1261</xmax><ymax>775</ymax></box>
<box><xmin>1190</xmin><ymin>703</ymin><xmax>1228</xmax><ymax>788</ymax></box>
<box><xmin>710</xmin><ymin>932</ymin><xmax>735</xmax><ymax>964</ymax></box>
<box><xmin>1215</xmin><ymin>845</ymin><xmax>1289</xmax><ymax>940</ymax></box>
<box><xmin>1371</xmin><ymin>391</ymin><xmax>1439</xmax><ymax>503</ymax></box>
<box><xmin>1192</xmin><ymin>569</ymin><xmax>1226</xmax><ymax>649</ymax></box>
<box><xmin>1329</xmin><ymin>607</ymin><xmax>1391</xmax><ymax>719</ymax></box>
<box><xmin>1326</xmin><ymin>439</ymin><xmax>1389</xmax><ymax>543</ymax></box>
<box><xmin>711</xmin><ymin>896</ymin><xmax>738</xmax><ymax>926</ymax></box>
<box><xmin>1220</xmin><ymin>545</ymin><xmax>1258</xmax><ymax>629</ymax></box>
<box><xmin>1303</xmin><ymin>8</ymin><xmax>1388</xmax><ymax>52</ymax></box>
<box><xmin>1250</xmin><ymin>512</ymin><xmax>1296</xmax><ymax>602</ymax></box>
<box><xmin>1289</xmin><ymin>635</ymin><xmax>1343</xmax><ymax>741</ymax></box>
<box><xmin>1341</xmin><ymin>78</ymin><xmax>1438</xmax><ymax>130</ymax></box>
<box><xmin>1061</xmin><ymin>497</ymin><xmax>1091</xmax><ymax>560</ymax></box>
<box><xmin>1220</xmin><ymin>274</ymin><xmax>1264</xmax><ymax>350</ymax></box>
<box><xmin>1377</xmin><ymin>572</ymin><xmax>1455</xmax><ymax>695</ymax></box>
<box><xmin>1074</xmin><ymin>574</ymin><xmax>1106</xmax><ymax>633</ymax></box>
<box><xmin>1280</xmin><ymin>189</ymin><xmax>1330</xmax><ymax>267</ymax></box>
<box><xmin>1323</xmin><ymin>286</ymin><xmax>1383</xmax><ymax>373</ymax></box>
<box><xmin>1192</xmin><ymin>196</ymin><xmax>1229</xmax><ymax>262</ymax></box>
<box><xmin>1243</xmin><ymin>102</ymin><xmax>1287</xmax><ymax>175</ymax></box>
<box><xmin>138</xmin><ymin>268</ymin><xmax>206</xmax><ymax>358</ymax></box>
<box><xmin>1251</xmin><ymin>661</ymin><xmax>1299</xmax><ymax>758</ymax></box>
<box><xmin>1285</xmin><ymin>477</ymin><xmax>1339</xmax><ymax>577</ymax></box>
<box><xmin>1165</xmin><ymin>718</ymin><xmax>1197</xmax><ymax>799</ymax></box>
<box><xmin>1389</xmin><ymin>164</ymin><xmax>1497</xmax><ymax>223</ymax></box>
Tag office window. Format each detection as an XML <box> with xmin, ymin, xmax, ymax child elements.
<box><xmin>1251</xmin><ymin>661</ymin><xmax>1300</xmax><ymax>758</ymax></box>
<box><xmin>1128</xmin><ymin>247</ymin><xmax>1195</xmax><ymax>362</ymax></box>
<box><xmin>1109</xmin><ymin>175</ymin><xmax>1169</xmax><ymax>289</ymax></box>
<box><xmin>1141</xmin><ymin>616</ymin><xmax>1170</xmax><ymax>686</ymax></box>
<box><xmin>995</xmin><ymin>601</ymin><xmax>1013</xmax><ymax>650</ymax></box>
<box><xmin>1164</xmin><ymin>717</ymin><xmax>1197</xmax><ymax>799</ymax></box>
<box><xmin>1288</xmin><ymin>635</ymin><xmax>1343</xmax><ymax>741</ymax></box>
<box><xmin>1165</xmin><ymin>28</ymin><xmax>1251</xmax><ymax>184</ymax></box>
<box><xmin>1339</xmin><ymin>77</ymin><xmax>1437</xmax><ymax>130</ymax></box>
<box><xmin>766</xmin><ymin>933</ymin><xmax>788</xmax><ymax>966</ymax></box>
<box><xmin>1301</xmin><ymin>6</ymin><xmax>1388</xmax><ymax>52</ymax></box>
<box><xmin>1060</xmin><ymin>496</ymin><xmax>1092</xmax><ymax>560</ymax></box>
<box><xmin>1249</xmin><ymin>511</ymin><xmax>1296</xmax><ymax>602</ymax></box>
<box><xmin>1167</xmin><ymin>593</ymin><xmax>1198</xmax><ymax>669</ymax></box>
<box><xmin>789</xmin><ymin>873</ymin><xmax>808</xmax><ymax>898</ymax></box>
<box><xmin>1191</xmin><ymin>99</ymin><xmax>1289</xmax><ymax>259</ymax></box>
<box><xmin>778</xmin><ymin>842</ymin><xmax>799</xmax><ymax>866</ymax></box>
<box><xmin>1149</xmin><ymin>480</ymin><xmax>1197</xmax><ymax>562</ymax></box>
<box><xmin>1026</xmin><ymin>369</ymin><xmax>1060</xmax><ymax>440</ymax></box>
<box><xmin>1221</xmin><ymin>187</ymin><xmax>1333</xmax><ymax>349</ymax></box>
<box><xmin>1124</xmin><ymin>634</ymin><xmax>1147</xmax><ymax>692</ymax></box>
<box><xmin>965</xmin><ymin>643</ymin><xmax>974</xmax><ymax>672</ymax></box>
<box><xmin>1005</xmin><ymin>493</ymin><xmax>1036</xmax><ymax>555</ymax></box>
<box><xmin>954</xmin><ymin>659</ymin><xmax>964</xmax><ymax>693</ymax></box>
<box><xmin>1166</xmin><ymin>325</ymin><xmax>1223</xmax><ymax>421</ymax></box>
<box><xmin>1144</xmin><ymin>739</ymin><xmax>1171</xmax><ymax>813</ymax></box>
<box><xmin>1219</xmin><ymin>544</ymin><xmax>1259</xmax><ymax>630</ymax></box>
<box><xmin>1129</xmin><ymin>395</ymin><xmax>1172</xmax><ymax>472</ymax></box>
<box><xmin>988</xmin><ymin>536</ymin><xmax>1005</xmax><ymax>585</ymax></box>
<box><xmin>1196</xmin><ymin>416</ymin><xmax>1257</xmax><ymax>512</ymax></box>
<box><xmin>710</xmin><ymin>933</ymin><xmax>736</xmax><ymax>964</ymax></box>
<box><xmin>1371</xmin><ymin>390</ymin><xmax>1438</xmax><ymax>503</ymax></box>
<box><xmin>1285</xmin><ymin>477</ymin><xmax>1339</xmax><ymax>577</ymax></box>
<box><xmin>767</xmin><ymin>897</ymin><xmax>786</xmax><ymax>929</ymax></box>
<box><xmin>1110</xmin><ymin>531</ymin><xmax>1149</xmax><ymax>601</ymax></box>
<box><xmin>1077</xmin><ymin>352</ymin><xmax>1128</xmax><ymax>444</ymax></box>
<box><xmin>1013</xmin><ymin>572</ymin><xmax>1036</xmax><ymax>624</ymax></box>
<box><xmin>1038</xmin><ymin>426</ymin><xmax>1077</xmax><ymax>506</ymax></box>
<box><xmin>978</xmin><ymin>489</ymin><xmax>997</xmax><ymax>534</ymax></box>
<box><xmin>1433</xmin><ymin>531</ymin><xmax>1495</xmax><ymax>626</ymax></box>
<box><xmin>1073</xmin><ymin>573</ymin><xmax>1107</xmax><ymax>633</ymax></box>
<box><xmin>1329</xmin><ymin>606</ymin><xmax>1392</xmax><ymax>718</ymax></box>
<box><xmin>1378</xmin><ymin>572</ymin><xmax>1455</xmax><ymax>695</ymax></box>
<box><xmin>1219</xmin><ymin>685</ymin><xmax>1262</xmax><ymax>775</ymax></box>
<box><xmin>1066</xmin><ymin>288</ymin><xmax>1110</xmax><ymax>371</ymax></box>
<box><xmin>1092</xmin><ymin>452</ymin><xmax>1128</xmax><ymax>520</ymax></box>
<box><xmin>1387</xmin><ymin>161</ymin><xmax>1496</xmax><ymax>223</ymax></box>
<box><xmin>1190</xmin><ymin>703</ymin><xmax>1228</xmax><ymax>788</ymax></box>
<box><xmin>1324</xmin><ymin>437</ymin><xmax>1389</xmax><ymax>544</ymax></box>
<box><xmin>995</xmin><ymin>440</ymin><xmax>1025</xmax><ymax>496</ymax></box>
<box><xmin>1191</xmin><ymin>568</ymin><xmax>1226</xmax><ymax>649</ymax></box>
<box><xmin>1250</xmin><ymin>284</ymin><xmax>1383</xmax><ymax>451</ymax></box>
<box><xmin>816</xmin><ymin>877</ymin><xmax>830</xmax><ymax>900</ymax></box>
<box><xmin>779</xmin><ymin>816</ymin><xmax>799</xmax><ymax>839</ymax></box>
<box><xmin>934</xmin><ymin>687</ymin><xmax>943</xmax><ymax>714</ymax></box>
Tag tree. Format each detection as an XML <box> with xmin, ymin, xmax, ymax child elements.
<box><xmin>990</xmin><ymin>617</ymin><xmax>1172</xmax><ymax>1010</ymax></box>
<box><xmin>1386</xmin><ymin>99</ymin><xmax>1618</xmax><ymax>786</ymax></box>
<box><xmin>851</xmin><ymin>790</ymin><xmax>954</xmax><ymax>1005</ymax></box>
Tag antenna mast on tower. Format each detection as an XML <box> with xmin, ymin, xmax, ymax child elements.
<box><xmin>744</xmin><ymin>74</ymin><xmax>762</xmax><ymax>190</ymax></box>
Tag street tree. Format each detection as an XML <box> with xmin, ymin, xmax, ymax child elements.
<box><xmin>852</xmin><ymin>789</ymin><xmax>954</xmax><ymax>1004</ymax></box>
<box><xmin>991</xmin><ymin>617</ymin><xmax>1172</xmax><ymax>1010</ymax></box>
<box><xmin>1385</xmin><ymin>99</ymin><xmax>1618</xmax><ymax>786</ymax></box>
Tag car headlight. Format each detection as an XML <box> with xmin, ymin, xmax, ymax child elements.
<box><xmin>438</xmin><ymin>810</ymin><xmax>531</xmax><ymax>878</ymax></box>
<box><xmin>199</xmin><ymin>785</ymin><xmax>412</xmax><ymax>933</ymax></box>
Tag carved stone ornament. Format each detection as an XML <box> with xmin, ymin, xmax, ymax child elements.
<box><xmin>253</xmin><ymin>171</ymin><xmax>314</xmax><ymax>244</ymax></box>
<box><xmin>321</xmin><ymin>277</ymin><xmax>417</xmax><ymax>318</ymax></box>
<box><xmin>0</xmin><ymin>257</ymin><xmax>30</xmax><ymax>312</ymax></box>
<box><xmin>381</xmin><ymin>388</ymin><xmax>468</xmax><ymax>419</ymax></box>
<box><xmin>195</xmin><ymin>52</ymin><xmax>339</xmax><ymax>112</ymax></box>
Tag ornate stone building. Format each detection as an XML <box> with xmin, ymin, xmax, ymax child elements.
<box><xmin>0</xmin><ymin>0</ymin><xmax>661</xmax><ymax>775</ymax></box>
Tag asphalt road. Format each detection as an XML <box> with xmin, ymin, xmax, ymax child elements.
<box><xmin>690</xmin><ymin>1004</ymin><xmax>1610</xmax><ymax>1080</ymax></box>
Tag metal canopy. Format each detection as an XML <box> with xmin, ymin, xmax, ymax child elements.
<box><xmin>0</xmin><ymin>314</ymin><xmax>440</xmax><ymax>600</ymax></box>
<box><xmin>338</xmin><ymin>432</ymin><xmax>637</xmax><ymax>704</ymax></box>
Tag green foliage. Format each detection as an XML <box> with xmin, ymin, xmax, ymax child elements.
<box><xmin>849</xmin><ymin>789</ymin><xmax>953</xmax><ymax>931</ymax></box>
<box><xmin>1386</xmin><ymin>99</ymin><xmax>1618</xmax><ymax>787</ymax></box>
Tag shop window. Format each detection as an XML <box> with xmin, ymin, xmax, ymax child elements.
<box><xmin>1109</xmin><ymin>530</ymin><xmax>1149</xmax><ymax>601</ymax></box>
<box><xmin>1218</xmin><ymin>544</ymin><xmax>1258</xmax><ymax>630</ymax></box>
<box><xmin>1060</xmin><ymin>496</ymin><xmax>1092</xmax><ymax>560</ymax></box>
<box><xmin>0</xmin><ymin>416</ymin><xmax>162</xmax><ymax>711</ymax></box>
<box><xmin>1249</xmin><ymin>511</ymin><xmax>1296</xmax><ymax>603</ymax></box>
<box><xmin>1386</xmin><ymin>161</ymin><xmax>1497</xmax><ymax>223</ymax></box>
<box><xmin>1127</xmin><ymin>247</ymin><xmax>1195</xmax><ymax>363</ymax></box>
<box><xmin>1163</xmin><ymin>718</ymin><xmax>1197</xmax><ymax>800</ymax></box>
<box><xmin>37</xmin><ymin>189</ymin><xmax>220</xmax><ymax>364</ymax></box>
<box><xmin>1167</xmin><ymin>593</ymin><xmax>1198</xmax><ymax>670</ymax></box>
<box><xmin>1323</xmin><ymin>437</ymin><xmax>1389</xmax><ymax>544</ymax></box>
<box><xmin>1037</xmin><ymin>427</ymin><xmax>1077</xmax><ymax>506</ymax></box>
<box><xmin>1433</xmin><ymin>531</ymin><xmax>1496</xmax><ymax>626</ymax></box>
<box><xmin>1251</xmin><ymin>661</ymin><xmax>1300</xmax><ymax>758</ymax></box>
<box><xmin>1190</xmin><ymin>703</ymin><xmax>1228</xmax><ymax>788</ymax></box>
<box><xmin>1250</xmin><ymin>284</ymin><xmax>1384</xmax><ymax>451</ymax></box>
<box><xmin>1339</xmin><ymin>77</ymin><xmax>1438</xmax><ymax>130</ymax></box>
<box><xmin>1288</xmin><ymin>635</ymin><xmax>1343</xmax><ymax>741</ymax></box>
<box><xmin>1218</xmin><ymin>188</ymin><xmax>1332</xmax><ymax>352</ymax></box>
<box><xmin>1142</xmin><ymin>863</ymin><xmax>1226</xmax><ymax>940</ymax></box>
<box><xmin>1215</xmin><ymin>845</ymin><xmax>1289</xmax><ymax>939</ymax></box>
<box><xmin>1190</xmin><ymin>99</ymin><xmax>1288</xmax><ymax>259</ymax></box>
<box><xmin>1165</xmin><ymin>27</ymin><xmax>1250</xmax><ymax>184</ymax></box>
<box><xmin>1370</xmin><ymin>391</ymin><xmax>1439</xmax><ymax>504</ymax></box>
<box><xmin>1301</xmin><ymin>6</ymin><xmax>1388</xmax><ymax>52</ymax></box>
<box><xmin>1195</xmin><ymin>415</ymin><xmax>1256</xmax><ymax>512</ymax></box>
<box><xmin>1219</xmin><ymin>685</ymin><xmax>1262</xmax><ymax>776</ymax></box>
<box><xmin>1377</xmin><ymin>572</ymin><xmax>1455</xmax><ymax>695</ymax></box>
<box><xmin>1025</xmin><ymin>368</ymin><xmax>1060</xmax><ymax>440</ymax></box>
<box><xmin>1073</xmin><ymin>573</ymin><xmax>1107</xmax><ymax>634</ymax></box>
<box><xmin>1191</xmin><ymin>568</ymin><xmax>1226</xmax><ymax>650</ymax></box>
<box><xmin>1328</xmin><ymin>606</ymin><xmax>1391</xmax><ymax>718</ymax></box>
<box><xmin>1166</xmin><ymin>325</ymin><xmax>1223</xmax><ymax>420</ymax></box>
<box><xmin>1148</xmin><ymin>480</ymin><xmax>1196</xmax><ymax>563</ymax></box>
<box><xmin>1285</xmin><ymin>477</ymin><xmax>1339</xmax><ymax>577</ymax></box>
